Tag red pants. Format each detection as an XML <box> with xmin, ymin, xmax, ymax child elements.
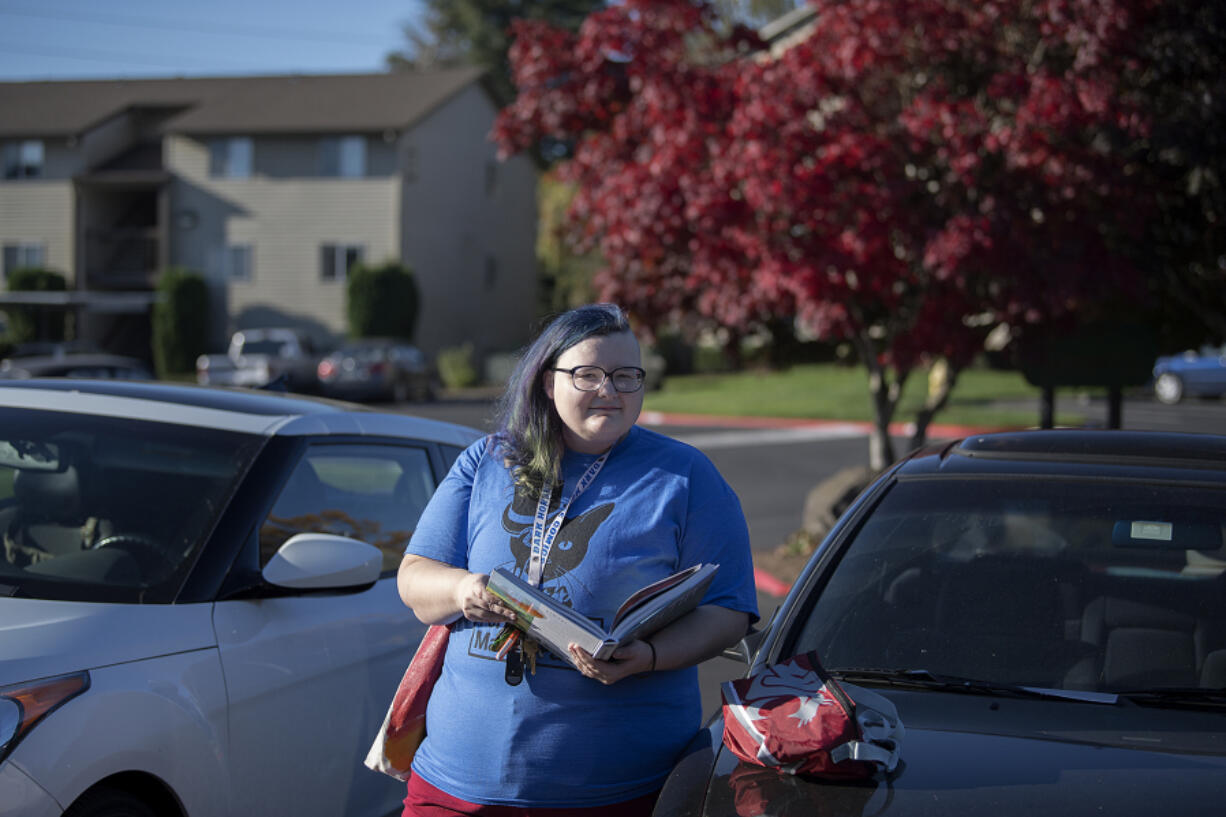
<box><xmin>403</xmin><ymin>773</ymin><xmax>660</xmax><ymax>817</ymax></box>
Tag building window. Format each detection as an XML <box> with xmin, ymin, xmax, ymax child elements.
<box><xmin>2</xmin><ymin>140</ymin><xmax>44</xmax><ymax>179</ymax></box>
<box><xmin>320</xmin><ymin>243</ymin><xmax>364</xmax><ymax>282</ymax></box>
<box><xmin>226</xmin><ymin>244</ymin><xmax>254</xmax><ymax>282</ymax></box>
<box><xmin>209</xmin><ymin>137</ymin><xmax>253</xmax><ymax>178</ymax></box>
<box><xmin>2</xmin><ymin>242</ymin><xmax>46</xmax><ymax>281</ymax></box>
<box><xmin>319</xmin><ymin>136</ymin><xmax>366</xmax><ymax>178</ymax></box>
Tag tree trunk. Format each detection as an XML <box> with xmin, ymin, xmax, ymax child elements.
<box><xmin>854</xmin><ymin>334</ymin><xmax>903</xmax><ymax>471</ymax></box>
<box><xmin>1107</xmin><ymin>385</ymin><xmax>1123</xmax><ymax>429</ymax></box>
<box><xmin>1040</xmin><ymin>386</ymin><xmax>1055</xmax><ymax>428</ymax></box>
<box><xmin>908</xmin><ymin>358</ymin><xmax>961</xmax><ymax>450</ymax></box>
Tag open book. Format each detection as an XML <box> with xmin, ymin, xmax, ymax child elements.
<box><xmin>486</xmin><ymin>563</ymin><xmax>719</xmax><ymax>665</ymax></box>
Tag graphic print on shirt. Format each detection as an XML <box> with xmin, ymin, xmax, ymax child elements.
<box><xmin>465</xmin><ymin>486</ymin><xmax>614</xmax><ymax>667</ymax></box>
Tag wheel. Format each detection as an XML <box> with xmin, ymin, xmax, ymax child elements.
<box><xmin>64</xmin><ymin>786</ymin><xmax>159</xmax><ymax>817</ymax></box>
<box><xmin>390</xmin><ymin>377</ymin><xmax>411</xmax><ymax>403</ymax></box>
<box><xmin>1154</xmin><ymin>372</ymin><xmax>1184</xmax><ymax>404</ymax></box>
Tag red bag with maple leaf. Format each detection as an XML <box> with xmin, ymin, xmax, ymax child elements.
<box><xmin>721</xmin><ymin>651</ymin><xmax>903</xmax><ymax>779</ymax></box>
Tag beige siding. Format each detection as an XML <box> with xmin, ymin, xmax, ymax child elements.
<box><xmin>163</xmin><ymin>82</ymin><xmax>538</xmax><ymax>356</ymax></box>
<box><xmin>167</xmin><ymin>134</ymin><xmax>399</xmax><ymax>345</ymax></box>
<box><xmin>0</xmin><ymin>180</ymin><xmax>76</xmax><ymax>283</ymax></box>
<box><xmin>399</xmin><ymin>84</ymin><xmax>539</xmax><ymax>359</ymax></box>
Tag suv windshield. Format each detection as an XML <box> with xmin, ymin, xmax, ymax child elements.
<box><xmin>794</xmin><ymin>477</ymin><xmax>1226</xmax><ymax>694</ymax></box>
<box><xmin>0</xmin><ymin>407</ymin><xmax>263</xmax><ymax>603</ymax></box>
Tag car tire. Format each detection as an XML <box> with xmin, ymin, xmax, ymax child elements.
<box><xmin>1154</xmin><ymin>372</ymin><xmax>1184</xmax><ymax>404</ymax></box>
<box><xmin>391</xmin><ymin>377</ymin><xmax>410</xmax><ymax>403</ymax></box>
<box><xmin>63</xmin><ymin>786</ymin><xmax>159</xmax><ymax>817</ymax></box>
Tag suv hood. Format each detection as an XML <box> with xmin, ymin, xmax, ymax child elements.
<box><xmin>700</xmin><ymin>723</ymin><xmax>1226</xmax><ymax>817</ymax></box>
<box><xmin>0</xmin><ymin>598</ymin><xmax>216</xmax><ymax>684</ymax></box>
<box><xmin>685</xmin><ymin>689</ymin><xmax>1226</xmax><ymax>817</ymax></box>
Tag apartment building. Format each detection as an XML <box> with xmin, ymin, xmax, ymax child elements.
<box><xmin>0</xmin><ymin>68</ymin><xmax>539</xmax><ymax>360</ymax></box>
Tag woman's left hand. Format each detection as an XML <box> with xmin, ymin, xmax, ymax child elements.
<box><xmin>568</xmin><ymin>639</ymin><xmax>653</xmax><ymax>685</ymax></box>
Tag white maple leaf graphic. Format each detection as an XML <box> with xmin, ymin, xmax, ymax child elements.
<box><xmin>787</xmin><ymin>695</ymin><xmax>831</xmax><ymax>726</ymax></box>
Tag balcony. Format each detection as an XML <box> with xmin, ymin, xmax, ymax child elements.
<box><xmin>85</xmin><ymin>228</ymin><xmax>160</xmax><ymax>290</ymax></box>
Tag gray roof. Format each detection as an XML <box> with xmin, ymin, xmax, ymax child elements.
<box><xmin>0</xmin><ymin>67</ymin><xmax>488</xmax><ymax>139</ymax></box>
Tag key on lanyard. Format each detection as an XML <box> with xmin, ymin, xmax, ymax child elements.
<box><xmin>505</xmin><ymin>451</ymin><xmax>611</xmax><ymax>685</ymax></box>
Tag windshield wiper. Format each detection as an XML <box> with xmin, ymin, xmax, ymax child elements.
<box><xmin>1114</xmin><ymin>688</ymin><xmax>1226</xmax><ymax>710</ymax></box>
<box><xmin>831</xmin><ymin>668</ymin><xmax>1119</xmax><ymax>705</ymax></box>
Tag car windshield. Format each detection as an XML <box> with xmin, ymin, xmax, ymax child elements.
<box><xmin>793</xmin><ymin>477</ymin><xmax>1226</xmax><ymax>695</ymax></box>
<box><xmin>0</xmin><ymin>407</ymin><xmax>263</xmax><ymax>603</ymax></box>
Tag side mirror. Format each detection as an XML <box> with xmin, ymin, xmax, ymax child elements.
<box><xmin>721</xmin><ymin>606</ymin><xmax>780</xmax><ymax>664</ymax></box>
<box><xmin>721</xmin><ymin>628</ymin><xmax>768</xmax><ymax>664</ymax></box>
<box><xmin>262</xmin><ymin>533</ymin><xmax>383</xmax><ymax>591</ymax></box>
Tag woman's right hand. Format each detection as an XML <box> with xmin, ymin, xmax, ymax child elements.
<box><xmin>399</xmin><ymin>554</ymin><xmax>515</xmax><ymax>625</ymax></box>
<box><xmin>454</xmin><ymin>572</ymin><xmax>517</xmax><ymax>624</ymax></box>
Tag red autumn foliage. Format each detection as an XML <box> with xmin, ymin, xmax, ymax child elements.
<box><xmin>494</xmin><ymin>0</ymin><xmax>1190</xmax><ymax>465</ymax></box>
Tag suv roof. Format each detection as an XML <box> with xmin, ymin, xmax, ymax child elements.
<box><xmin>902</xmin><ymin>429</ymin><xmax>1226</xmax><ymax>481</ymax></box>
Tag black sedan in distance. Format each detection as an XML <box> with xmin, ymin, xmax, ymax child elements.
<box><xmin>654</xmin><ymin>430</ymin><xmax>1226</xmax><ymax>817</ymax></box>
<box><xmin>316</xmin><ymin>338</ymin><xmax>436</xmax><ymax>403</ymax></box>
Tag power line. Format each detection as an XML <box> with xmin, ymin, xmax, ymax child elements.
<box><xmin>0</xmin><ymin>40</ymin><xmax>283</xmax><ymax>70</ymax></box>
<box><xmin>0</xmin><ymin>4</ymin><xmax>399</xmax><ymax>46</ymax></box>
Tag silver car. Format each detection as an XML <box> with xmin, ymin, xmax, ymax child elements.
<box><xmin>0</xmin><ymin>380</ymin><xmax>479</xmax><ymax>817</ymax></box>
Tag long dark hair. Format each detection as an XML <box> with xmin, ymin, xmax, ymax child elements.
<box><xmin>493</xmin><ymin>303</ymin><xmax>632</xmax><ymax>495</ymax></box>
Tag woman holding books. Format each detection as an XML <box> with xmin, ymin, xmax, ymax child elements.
<box><xmin>397</xmin><ymin>303</ymin><xmax>758</xmax><ymax>816</ymax></box>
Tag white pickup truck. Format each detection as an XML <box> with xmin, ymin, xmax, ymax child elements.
<box><xmin>196</xmin><ymin>328</ymin><xmax>321</xmax><ymax>392</ymax></box>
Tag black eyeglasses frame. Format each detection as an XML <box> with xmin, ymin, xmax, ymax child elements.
<box><xmin>549</xmin><ymin>365</ymin><xmax>647</xmax><ymax>393</ymax></box>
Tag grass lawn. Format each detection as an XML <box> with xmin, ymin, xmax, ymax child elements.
<box><xmin>644</xmin><ymin>363</ymin><xmax>1087</xmax><ymax>429</ymax></box>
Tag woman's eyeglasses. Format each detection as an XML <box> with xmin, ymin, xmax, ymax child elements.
<box><xmin>550</xmin><ymin>365</ymin><xmax>646</xmax><ymax>393</ymax></box>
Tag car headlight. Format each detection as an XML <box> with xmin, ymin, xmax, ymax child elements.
<box><xmin>0</xmin><ymin>672</ymin><xmax>90</xmax><ymax>763</ymax></box>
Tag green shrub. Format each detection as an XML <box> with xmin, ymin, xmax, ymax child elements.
<box><xmin>437</xmin><ymin>343</ymin><xmax>479</xmax><ymax>388</ymax></box>
<box><xmin>151</xmin><ymin>267</ymin><xmax>208</xmax><ymax>376</ymax></box>
<box><xmin>4</xmin><ymin>268</ymin><xmax>67</xmax><ymax>343</ymax></box>
<box><xmin>347</xmin><ymin>260</ymin><xmax>419</xmax><ymax>340</ymax></box>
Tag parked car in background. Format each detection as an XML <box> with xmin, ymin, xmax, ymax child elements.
<box><xmin>0</xmin><ymin>380</ymin><xmax>481</xmax><ymax>817</ymax></box>
<box><xmin>317</xmin><ymin>338</ymin><xmax>437</xmax><ymax>403</ymax></box>
<box><xmin>0</xmin><ymin>352</ymin><xmax>152</xmax><ymax>381</ymax></box>
<box><xmin>5</xmin><ymin>340</ymin><xmax>103</xmax><ymax>359</ymax></box>
<box><xmin>196</xmin><ymin>327</ymin><xmax>321</xmax><ymax>393</ymax></box>
<box><xmin>654</xmin><ymin>429</ymin><xmax>1226</xmax><ymax>817</ymax></box>
<box><xmin>1153</xmin><ymin>344</ymin><xmax>1226</xmax><ymax>404</ymax></box>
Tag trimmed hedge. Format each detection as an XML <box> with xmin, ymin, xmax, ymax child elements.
<box><xmin>437</xmin><ymin>343</ymin><xmax>479</xmax><ymax>388</ymax></box>
<box><xmin>151</xmin><ymin>267</ymin><xmax>208</xmax><ymax>376</ymax></box>
<box><xmin>4</xmin><ymin>267</ymin><xmax>67</xmax><ymax>342</ymax></box>
<box><xmin>347</xmin><ymin>260</ymin><xmax>419</xmax><ymax>340</ymax></box>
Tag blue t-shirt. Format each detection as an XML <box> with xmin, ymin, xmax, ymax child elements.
<box><xmin>404</xmin><ymin>425</ymin><xmax>758</xmax><ymax>807</ymax></box>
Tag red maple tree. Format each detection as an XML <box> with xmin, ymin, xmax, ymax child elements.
<box><xmin>495</xmin><ymin>0</ymin><xmax>1192</xmax><ymax>468</ymax></box>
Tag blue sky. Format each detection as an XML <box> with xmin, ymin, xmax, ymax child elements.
<box><xmin>0</xmin><ymin>0</ymin><xmax>424</xmax><ymax>81</ymax></box>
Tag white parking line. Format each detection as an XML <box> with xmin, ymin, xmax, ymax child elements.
<box><xmin>664</xmin><ymin>423</ymin><xmax>868</xmax><ymax>450</ymax></box>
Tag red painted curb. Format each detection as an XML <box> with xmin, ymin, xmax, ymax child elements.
<box><xmin>641</xmin><ymin>410</ymin><xmax>1010</xmax><ymax>440</ymax></box>
<box><xmin>753</xmin><ymin>567</ymin><xmax>793</xmax><ymax>598</ymax></box>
